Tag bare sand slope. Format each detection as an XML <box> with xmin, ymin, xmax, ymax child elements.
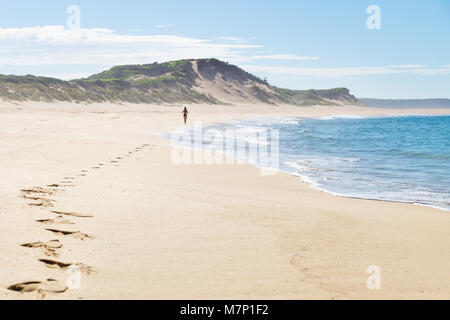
<box><xmin>0</xmin><ymin>102</ymin><xmax>449</xmax><ymax>300</ymax></box>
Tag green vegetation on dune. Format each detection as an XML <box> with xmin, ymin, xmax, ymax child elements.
<box><xmin>86</xmin><ymin>60</ymin><xmax>190</xmax><ymax>82</ymax></box>
<box><xmin>86</xmin><ymin>68</ymin><xmax>142</xmax><ymax>81</ymax></box>
<box><xmin>165</xmin><ymin>60</ymin><xmax>189</xmax><ymax>68</ymax></box>
<box><xmin>272</xmin><ymin>86</ymin><xmax>359</xmax><ymax>106</ymax></box>
<box><xmin>134</xmin><ymin>75</ymin><xmax>178</xmax><ymax>86</ymax></box>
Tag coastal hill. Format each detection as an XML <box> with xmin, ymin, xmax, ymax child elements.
<box><xmin>360</xmin><ymin>98</ymin><xmax>450</xmax><ymax>109</ymax></box>
<box><xmin>0</xmin><ymin>58</ymin><xmax>360</xmax><ymax>106</ymax></box>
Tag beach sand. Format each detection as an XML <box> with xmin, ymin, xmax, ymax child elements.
<box><xmin>1</xmin><ymin>102</ymin><xmax>449</xmax><ymax>300</ymax></box>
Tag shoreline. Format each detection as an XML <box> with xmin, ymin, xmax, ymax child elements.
<box><xmin>165</xmin><ymin>111</ymin><xmax>450</xmax><ymax>213</ymax></box>
<box><xmin>1</xmin><ymin>102</ymin><xmax>449</xmax><ymax>300</ymax></box>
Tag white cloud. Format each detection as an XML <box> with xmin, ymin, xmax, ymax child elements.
<box><xmin>155</xmin><ymin>24</ymin><xmax>175</xmax><ymax>29</ymax></box>
<box><xmin>242</xmin><ymin>64</ymin><xmax>450</xmax><ymax>77</ymax></box>
<box><xmin>387</xmin><ymin>64</ymin><xmax>425</xmax><ymax>69</ymax></box>
<box><xmin>0</xmin><ymin>25</ymin><xmax>212</xmax><ymax>45</ymax></box>
<box><xmin>250</xmin><ymin>54</ymin><xmax>320</xmax><ymax>61</ymax></box>
<box><xmin>216</xmin><ymin>53</ymin><xmax>320</xmax><ymax>65</ymax></box>
<box><xmin>0</xmin><ymin>25</ymin><xmax>262</xmax><ymax>68</ymax></box>
<box><xmin>215</xmin><ymin>36</ymin><xmax>247</xmax><ymax>44</ymax></box>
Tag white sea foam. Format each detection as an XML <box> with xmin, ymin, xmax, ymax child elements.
<box><xmin>316</xmin><ymin>114</ymin><xmax>368</xmax><ymax>120</ymax></box>
<box><xmin>280</xmin><ymin>118</ymin><xmax>302</xmax><ymax>124</ymax></box>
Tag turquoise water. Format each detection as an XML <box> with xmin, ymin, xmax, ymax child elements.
<box><xmin>168</xmin><ymin>115</ymin><xmax>450</xmax><ymax>211</ymax></box>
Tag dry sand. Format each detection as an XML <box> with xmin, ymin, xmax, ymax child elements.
<box><xmin>0</xmin><ymin>102</ymin><xmax>449</xmax><ymax>300</ymax></box>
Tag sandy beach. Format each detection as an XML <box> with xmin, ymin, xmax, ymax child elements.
<box><xmin>1</xmin><ymin>102</ymin><xmax>449</xmax><ymax>300</ymax></box>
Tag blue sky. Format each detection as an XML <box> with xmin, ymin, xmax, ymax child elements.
<box><xmin>0</xmin><ymin>0</ymin><xmax>448</xmax><ymax>98</ymax></box>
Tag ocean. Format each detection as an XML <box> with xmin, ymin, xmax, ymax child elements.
<box><xmin>166</xmin><ymin>114</ymin><xmax>450</xmax><ymax>211</ymax></box>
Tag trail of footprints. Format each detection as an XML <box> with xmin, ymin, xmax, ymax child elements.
<box><xmin>8</xmin><ymin>143</ymin><xmax>156</xmax><ymax>298</ymax></box>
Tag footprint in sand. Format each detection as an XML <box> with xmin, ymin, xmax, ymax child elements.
<box><xmin>46</xmin><ymin>228</ymin><xmax>93</xmax><ymax>240</ymax></box>
<box><xmin>21</xmin><ymin>187</ymin><xmax>55</xmax><ymax>196</ymax></box>
<box><xmin>47</xmin><ymin>184</ymin><xmax>61</xmax><ymax>188</ymax></box>
<box><xmin>59</xmin><ymin>180</ymin><xmax>76</xmax><ymax>187</ymax></box>
<box><xmin>8</xmin><ymin>279</ymin><xmax>68</xmax><ymax>296</ymax></box>
<box><xmin>37</xmin><ymin>215</ymin><xmax>74</xmax><ymax>225</ymax></box>
<box><xmin>51</xmin><ymin>210</ymin><xmax>93</xmax><ymax>218</ymax></box>
<box><xmin>21</xmin><ymin>240</ymin><xmax>62</xmax><ymax>257</ymax></box>
<box><xmin>39</xmin><ymin>259</ymin><xmax>95</xmax><ymax>274</ymax></box>
<box><xmin>22</xmin><ymin>194</ymin><xmax>55</xmax><ymax>202</ymax></box>
<box><xmin>27</xmin><ymin>198</ymin><xmax>55</xmax><ymax>208</ymax></box>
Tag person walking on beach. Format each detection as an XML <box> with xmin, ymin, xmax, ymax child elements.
<box><xmin>183</xmin><ymin>107</ymin><xmax>189</xmax><ymax>125</ymax></box>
